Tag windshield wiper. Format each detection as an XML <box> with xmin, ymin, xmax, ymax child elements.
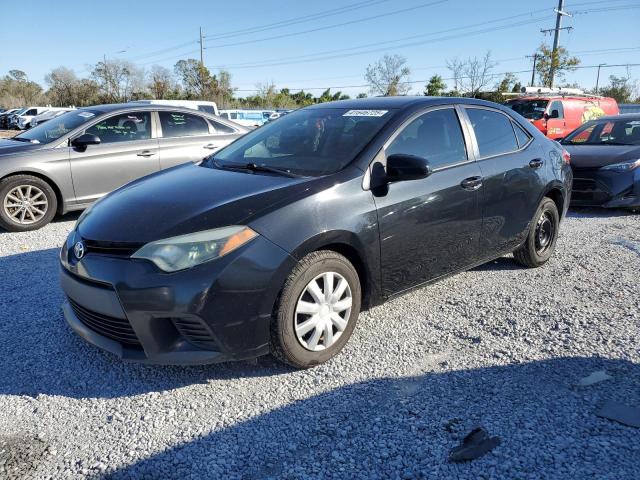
<box><xmin>10</xmin><ymin>137</ymin><xmax>32</xmax><ymax>142</ymax></box>
<box><xmin>214</xmin><ymin>160</ymin><xmax>303</xmax><ymax>178</ymax></box>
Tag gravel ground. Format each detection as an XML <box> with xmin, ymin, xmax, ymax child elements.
<box><xmin>0</xmin><ymin>208</ymin><xmax>638</xmax><ymax>479</ymax></box>
<box><xmin>0</xmin><ymin>130</ymin><xmax>16</xmax><ymax>139</ymax></box>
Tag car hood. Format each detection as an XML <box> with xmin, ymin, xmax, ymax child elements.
<box><xmin>0</xmin><ymin>138</ymin><xmax>44</xmax><ymax>155</ymax></box>
<box><xmin>564</xmin><ymin>144</ymin><xmax>640</xmax><ymax>168</ymax></box>
<box><xmin>78</xmin><ymin>163</ymin><xmax>315</xmax><ymax>244</ymax></box>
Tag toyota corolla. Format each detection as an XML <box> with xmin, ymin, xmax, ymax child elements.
<box><xmin>60</xmin><ymin>97</ymin><xmax>572</xmax><ymax>368</ymax></box>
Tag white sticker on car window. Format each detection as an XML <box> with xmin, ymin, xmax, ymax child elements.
<box><xmin>77</xmin><ymin>112</ymin><xmax>95</xmax><ymax>118</ymax></box>
<box><xmin>343</xmin><ymin>110</ymin><xmax>388</xmax><ymax>117</ymax></box>
<box><xmin>534</xmin><ymin>107</ymin><xmax>546</xmax><ymax>112</ymax></box>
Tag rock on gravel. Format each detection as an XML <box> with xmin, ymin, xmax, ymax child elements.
<box><xmin>0</xmin><ymin>208</ymin><xmax>638</xmax><ymax>479</ymax></box>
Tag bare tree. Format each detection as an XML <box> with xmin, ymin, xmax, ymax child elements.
<box><xmin>91</xmin><ymin>59</ymin><xmax>144</xmax><ymax>103</ymax></box>
<box><xmin>45</xmin><ymin>67</ymin><xmax>79</xmax><ymax>106</ymax></box>
<box><xmin>148</xmin><ymin>65</ymin><xmax>174</xmax><ymax>99</ymax></box>
<box><xmin>365</xmin><ymin>54</ymin><xmax>411</xmax><ymax>96</ymax></box>
<box><xmin>445</xmin><ymin>58</ymin><xmax>464</xmax><ymax>93</ymax></box>
<box><xmin>461</xmin><ymin>51</ymin><xmax>496</xmax><ymax>97</ymax></box>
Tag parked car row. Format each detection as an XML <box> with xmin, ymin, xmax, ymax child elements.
<box><xmin>0</xmin><ymin>104</ymin><xmax>247</xmax><ymax>231</ymax></box>
<box><xmin>0</xmin><ymin>95</ymin><xmax>636</xmax><ymax>369</ymax></box>
<box><xmin>0</xmin><ymin>106</ymin><xmax>77</xmax><ymax>130</ymax></box>
<box><xmin>219</xmin><ymin>109</ymin><xmax>293</xmax><ymax>127</ymax></box>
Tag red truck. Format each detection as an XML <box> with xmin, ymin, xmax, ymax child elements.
<box><xmin>505</xmin><ymin>88</ymin><xmax>619</xmax><ymax>140</ymax></box>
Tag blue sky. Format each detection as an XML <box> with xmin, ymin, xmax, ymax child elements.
<box><xmin>1</xmin><ymin>0</ymin><xmax>638</xmax><ymax>97</ymax></box>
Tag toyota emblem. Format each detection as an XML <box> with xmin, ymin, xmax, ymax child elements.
<box><xmin>74</xmin><ymin>241</ymin><xmax>85</xmax><ymax>260</ymax></box>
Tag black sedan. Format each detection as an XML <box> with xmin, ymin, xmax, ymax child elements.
<box><xmin>561</xmin><ymin>114</ymin><xmax>640</xmax><ymax>210</ymax></box>
<box><xmin>60</xmin><ymin>97</ymin><xmax>572</xmax><ymax>368</ymax></box>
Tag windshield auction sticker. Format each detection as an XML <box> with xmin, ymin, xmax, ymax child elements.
<box><xmin>343</xmin><ymin>110</ymin><xmax>388</xmax><ymax>117</ymax></box>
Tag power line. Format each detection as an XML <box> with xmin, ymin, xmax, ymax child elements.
<box><xmin>204</xmin><ymin>0</ymin><xmax>392</xmax><ymax>41</ymax></box>
<box><xmin>204</xmin><ymin>0</ymin><xmax>447</xmax><ymax>49</ymax></box>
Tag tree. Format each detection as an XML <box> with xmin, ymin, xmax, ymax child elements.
<box><xmin>365</xmin><ymin>54</ymin><xmax>411</xmax><ymax>96</ymax></box>
<box><xmin>599</xmin><ymin>75</ymin><xmax>637</xmax><ymax>103</ymax></box>
<box><xmin>534</xmin><ymin>43</ymin><xmax>580</xmax><ymax>87</ymax></box>
<box><xmin>424</xmin><ymin>74</ymin><xmax>447</xmax><ymax>96</ymax></box>
<box><xmin>148</xmin><ymin>65</ymin><xmax>175</xmax><ymax>99</ymax></box>
<box><xmin>460</xmin><ymin>51</ymin><xmax>496</xmax><ymax>98</ymax></box>
<box><xmin>356</xmin><ymin>93</ymin><xmax>368</xmax><ymax>99</ymax></box>
<box><xmin>174</xmin><ymin>59</ymin><xmax>217</xmax><ymax>99</ymax></box>
<box><xmin>445</xmin><ymin>58</ymin><xmax>464</xmax><ymax>93</ymax></box>
<box><xmin>45</xmin><ymin>67</ymin><xmax>82</xmax><ymax>106</ymax></box>
<box><xmin>91</xmin><ymin>59</ymin><xmax>144</xmax><ymax>103</ymax></box>
<box><xmin>0</xmin><ymin>70</ymin><xmax>43</xmax><ymax>107</ymax></box>
<box><xmin>316</xmin><ymin>88</ymin><xmax>349</xmax><ymax>103</ymax></box>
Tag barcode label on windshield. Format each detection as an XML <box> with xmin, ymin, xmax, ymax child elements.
<box><xmin>343</xmin><ymin>110</ymin><xmax>388</xmax><ymax>117</ymax></box>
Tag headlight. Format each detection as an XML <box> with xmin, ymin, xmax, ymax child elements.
<box><xmin>131</xmin><ymin>226</ymin><xmax>258</xmax><ymax>272</ymax></box>
<box><xmin>601</xmin><ymin>159</ymin><xmax>640</xmax><ymax>172</ymax></box>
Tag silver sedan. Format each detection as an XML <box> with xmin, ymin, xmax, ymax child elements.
<box><xmin>0</xmin><ymin>104</ymin><xmax>248</xmax><ymax>231</ymax></box>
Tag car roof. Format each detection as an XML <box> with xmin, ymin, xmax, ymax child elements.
<box><xmin>595</xmin><ymin>113</ymin><xmax>640</xmax><ymax>121</ymax></box>
<box><xmin>305</xmin><ymin>96</ymin><xmax>503</xmax><ymax>111</ymax></box>
<box><xmin>78</xmin><ymin>103</ymin><xmax>216</xmax><ymax>116</ymax></box>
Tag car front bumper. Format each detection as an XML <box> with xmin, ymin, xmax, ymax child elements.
<box><xmin>60</xmin><ymin>231</ymin><xmax>296</xmax><ymax>365</ymax></box>
<box><xmin>570</xmin><ymin>167</ymin><xmax>640</xmax><ymax>209</ymax></box>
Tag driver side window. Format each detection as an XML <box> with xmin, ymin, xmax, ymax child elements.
<box><xmin>386</xmin><ymin>108</ymin><xmax>467</xmax><ymax>169</ymax></box>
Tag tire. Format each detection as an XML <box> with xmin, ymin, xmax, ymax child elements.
<box><xmin>513</xmin><ymin>197</ymin><xmax>560</xmax><ymax>268</ymax></box>
<box><xmin>0</xmin><ymin>175</ymin><xmax>57</xmax><ymax>232</ymax></box>
<box><xmin>270</xmin><ymin>250</ymin><xmax>362</xmax><ymax>369</ymax></box>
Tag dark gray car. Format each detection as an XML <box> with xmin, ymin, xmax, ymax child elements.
<box><xmin>0</xmin><ymin>104</ymin><xmax>248</xmax><ymax>231</ymax></box>
<box><xmin>561</xmin><ymin>114</ymin><xmax>640</xmax><ymax>210</ymax></box>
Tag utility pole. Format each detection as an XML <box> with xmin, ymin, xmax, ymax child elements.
<box><xmin>541</xmin><ymin>0</ymin><xmax>573</xmax><ymax>87</ymax></box>
<box><xmin>199</xmin><ymin>27</ymin><xmax>205</xmax><ymax>98</ymax></box>
<box><xmin>595</xmin><ymin>63</ymin><xmax>606</xmax><ymax>94</ymax></box>
<box><xmin>199</xmin><ymin>27</ymin><xmax>204</xmax><ymax>68</ymax></box>
<box><xmin>526</xmin><ymin>53</ymin><xmax>538</xmax><ymax>86</ymax></box>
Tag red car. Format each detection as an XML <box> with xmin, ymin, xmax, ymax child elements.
<box><xmin>506</xmin><ymin>92</ymin><xmax>619</xmax><ymax>140</ymax></box>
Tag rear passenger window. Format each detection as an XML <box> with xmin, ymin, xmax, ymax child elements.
<box><xmin>197</xmin><ymin>105</ymin><xmax>216</xmax><ymax>115</ymax></box>
<box><xmin>159</xmin><ymin>111</ymin><xmax>209</xmax><ymax>138</ymax></box>
<box><xmin>466</xmin><ymin>108</ymin><xmax>518</xmax><ymax>158</ymax></box>
<box><xmin>210</xmin><ymin>120</ymin><xmax>236</xmax><ymax>134</ymax></box>
<box><xmin>512</xmin><ymin>122</ymin><xmax>531</xmax><ymax>148</ymax></box>
<box><xmin>386</xmin><ymin>108</ymin><xmax>467</xmax><ymax>169</ymax></box>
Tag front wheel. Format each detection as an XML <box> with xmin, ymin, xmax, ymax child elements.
<box><xmin>0</xmin><ymin>175</ymin><xmax>57</xmax><ymax>232</ymax></box>
<box><xmin>513</xmin><ymin>197</ymin><xmax>560</xmax><ymax>268</ymax></box>
<box><xmin>270</xmin><ymin>250</ymin><xmax>361</xmax><ymax>368</ymax></box>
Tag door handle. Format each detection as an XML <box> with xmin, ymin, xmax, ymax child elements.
<box><xmin>460</xmin><ymin>176</ymin><xmax>483</xmax><ymax>191</ymax></box>
<box><xmin>203</xmin><ymin>144</ymin><xmax>219</xmax><ymax>150</ymax></box>
<box><xmin>529</xmin><ymin>158</ymin><xmax>544</xmax><ymax>169</ymax></box>
<box><xmin>137</xmin><ymin>150</ymin><xmax>156</xmax><ymax>157</ymax></box>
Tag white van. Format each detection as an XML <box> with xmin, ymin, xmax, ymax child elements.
<box><xmin>219</xmin><ymin>109</ymin><xmax>267</xmax><ymax>128</ymax></box>
<box><xmin>130</xmin><ymin>100</ymin><xmax>219</xmax><ymax>116</ymax></box>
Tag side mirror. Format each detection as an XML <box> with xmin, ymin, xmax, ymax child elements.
<box><xmin>71</xmin><ymin>133</ymin><xmax>101</xmax><ymax>149</ymax></box>
<box><xmin>549</xmin><ymin>109</ymin><xmax>560</xmax><ymax>119</ymax></box>
<box><xmin>386</xmin><ymin>154</ymin><xmax>432</xmax><ymax>182</ymax></box>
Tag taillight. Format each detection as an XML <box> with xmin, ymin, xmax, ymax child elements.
<box><xmin>562</xmin><ymin>149</ymin><xmax>570</xmax><ymax>165</ymax></box>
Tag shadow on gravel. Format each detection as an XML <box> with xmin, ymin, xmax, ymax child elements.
<box><xmin>0</xmin><ymin>211</ymin><xmax>80</xmax><ymax>234</ymax></box>
<box><xmin>472</xmin><ymin>256</ymin><xmax>524</xmax><ymax>272</ymax></box>
<box><xmin>103</xmin><ymin>356</ymin><xmax>640</xmax><ymax>479</ymax></box>
<box><xmin>0</xmin><ymin>248</ymin><xmax>292</xmax><ymax>400</ymax></box>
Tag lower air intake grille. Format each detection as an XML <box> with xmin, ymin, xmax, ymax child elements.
<box><xmin>68</xmin><ymin>297</ymin><xmax>141</xmax><ymax>346</ymax></box>
<box><xmin>172</xmin><ymin>317</ymin><xmax>218</xmax><ymax>350</ymax></box>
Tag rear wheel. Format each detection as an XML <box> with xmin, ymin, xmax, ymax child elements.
<box><xmin>513</xmin><ymin>197</ymin><xmax>560</xmax><ymax>268</ymax></box>
<box><xmin>0</xmin><ymin>175</ymin><xmax>57</xmax><ymax>232</ymax></box>
<box><xmin>270</xmin><ymin>250</ymin><xmax>361</xmax><ymax>368</ymax></box>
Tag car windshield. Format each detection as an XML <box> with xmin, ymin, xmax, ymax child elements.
<box><xmin>210</xmin><ymin>107</ymin><xmax>395</xmax><ymax>176</ymax></box>
<box><xmin>563</xmin><ymin>118</ymin><xmax>640</xmax><ymax>146</ymax></box>
<box><xmin>506</xmin><ymin>100</ymin><xmax>549</xmax><ymax>120</ymax></box>
<box><xmin>12</xmin><ymin>109</ymin><xmax>103</xmax><ymax>144</ymax></box>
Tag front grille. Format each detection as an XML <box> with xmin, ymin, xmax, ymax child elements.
<box><xmin>83</xmin><ymin>239</ymin><xmax>143</xmax><ymax>257</ymax></box>
<box><xmin>68</xmin><ymin>297</ymin><xmax>141</xmax><ymax>346</ymax></box>
<box><xmin>172</xmin><ymin>317</ymin><xmax>218</xmax><ymax>350</ymax></box>
<box><xmin>571</xmin><ymin>177</ymin><xmax>610</xmax><ymax>204</ymax></box>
